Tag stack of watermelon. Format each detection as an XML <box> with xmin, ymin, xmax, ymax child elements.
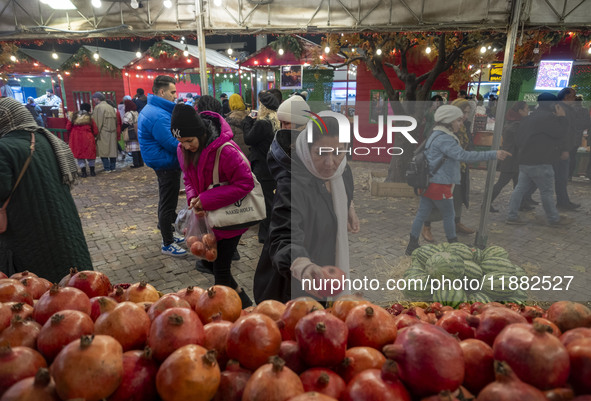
<box><xmin>403</xmin><ymin>243</ymin><xmax>529</xmax><ymax>307</ymax></box>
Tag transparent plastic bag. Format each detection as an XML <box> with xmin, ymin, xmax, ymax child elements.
<box><xmin>185</xmin><ymin>211</ymin><xmax>218</xmax><ymax>262</ymax></box>
<box><xmin>174</xmin><ymin>207</ymin><xmax>192</xmax><ymax>237</ymax></box>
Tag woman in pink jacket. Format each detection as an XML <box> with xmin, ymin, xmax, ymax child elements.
<box><xmin>172</xmin><ymin>104</ymin><xmax>254</xmax><ymax>307</ymax></box>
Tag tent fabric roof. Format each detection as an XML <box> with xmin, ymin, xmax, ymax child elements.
<box><xmin>18</xmin><ymin>48</ymin><xmax>73</xmax><ymax>70</ymax></box>
<box><xmin>162</xmin><ymin>40</ymin><xmax>239</xmax><ymax>69</ymax></box>
<box><xmin>82</xmin><ymin>45</ymin><xmax>136</xmax><ymax>70</ymax></box>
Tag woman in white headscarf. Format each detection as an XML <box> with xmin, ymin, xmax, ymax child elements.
<box><xmin>253</xmin><ymin>116</ymin><xmax>359</xmax><ymax>303</ymax></box>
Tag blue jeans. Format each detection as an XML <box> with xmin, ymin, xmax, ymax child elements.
<box><xmin>508</xmin><ymin>165</ymin><xmax>560</xmax><ymax>223</ymax></box>
<box><xmin>101</xmin><ymin>157</ymin><xmax>117</xmax><ymax>171</ymax></box>
<box><xmin>411</xmin><ymin>195</ymin><xmax>456</xmax><ymax>240</ymax></box>
<box><xmin>553</xmin><ymin>158</ymin><xmax>570</xmax><ymax>206</ymax></box>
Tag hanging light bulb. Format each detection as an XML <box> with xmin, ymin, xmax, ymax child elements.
<box><xmin>52</xmin><ymin>52</ymin><xmax>58</xmax><ymax>59</ymax></box>
<box><xmin>93</xmin><ymin>51</ymin><xmax>100</xmax><ymax>60</ymax></box>
<box><xmin>425</xmin><ymin>46</ymin><xmax>431</xmax><ymax>54</ymax></box>
<box><xmin>214</xmin><ymin>0</ymin><xmax>222</xmax><ymax>5</ymax></box>
<box><xmin>10</xmin><ymin>55</ymin><xmax>16</xmax><ymax>61</ymax></box>
<box><xmin>130</xmin><ymin>0</ymin><xmax>139</xmax><ymax>9</ymax></box>
<box><xmin>487</xmin><ymin>64</ymin><xmax>491</xmax><ymax>68</ymax></box>
<box><xmin>91</xmin><ymin>0</ymin><xmax>102</xmax><ymax>7</ymax></box>
<box><xmin>136</xmin><ymin>50</ymin><xmax>141</xmax><ymax>58</ymax></box>
<box><xmin>324</xmin><ymin>46</ymin><xmax>330</xmax><ymax>54</ymax></box>
<box><xmin>376</xmin><ymin>48</ymin><xmax>382</xmax><ymax>55</ymax></box>
<box><xmin>227</xmin><ymin>48</ymin><xmax>233</xmax><ymax>55</ymax></box>
<box><xmin>183</xmin><ymin>46</ymin><xmax>189</xmax><ymax>57</ymax></box>
<box><xmin>278</xmin><ymin>48</ymin><xmax>284</xmax><ymax>55</ymax></box>
<box><xmin>480</xmin><ymin>46</ymin><xmax>486</xmax><ymax>53</ymax></box>
<box><xmin>163</xmin><ymin>0</ymin><xmax>172</xmax><ymax>8</ymax></box>
<box><xmin>588</xmin><ymin>47</ymin><xmax>591</xmax><ymax>54</ymax></box>
<box><xmin>224</xmin><ymin>74</ymin><xmax>227</xmax><ymax>78</ymax></box>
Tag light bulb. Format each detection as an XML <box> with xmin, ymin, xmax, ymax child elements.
<box><xmin>278</xmin><ymin>48</ymin><xmax>284</xmax><ymax>55</ymax></box>
<box><xmin>425</xmin><ymin>46</ymin><xmax>431</xmax><ymax>54</ymax></box>
<box><xmin>91</xmin><ymin>0</ymin><xmax>102</xmax><ymax>7</ymax></box>
<box><xmin>493</xmin><ymin>48</ymin><xmax>497</xmax><ymax>52</ymax></box>
<box><xmin>487</xmin><ymin>64</ymin><xmax>491</xmax><ymax>68</ymax></box>
<box><xmin>163</xmin><ymin>0</ymin><xmax>172</xmax><ymax>8</ymax></box>
<box><xmin>52</xmin><ymin>52</ymin><xmax>58</xmax><ymax>59</ymax></box>
<box><xmin>588</xmin><ymin>47</ymin><xmax>591</xmax><ymax>54</ymax></box>
<box><xmin>181</xmin><ymin>36</ymin><xmax>185</xmax><ymax>41</ymax></box>
<box><xmin>93</xmin><ymin>52</ymin><xmax>99</xmax><ymax>60</ymax></box>
<box><xmin>227</xmin><ymin>48</ymin><xmax>233</xmax><ymax>55</ymax></box>
<box><xmin>10</xmin><ymin>55</ymin><xmax>16</xmax><ymax>61</ymax></box>
<box><xmin>136</xmin><ymin>50</ymin><xmax>141</xmax><ymax>58</ymax></box>
<box><xmin>224</xmin><ymin>74</ymin><xmax>227</xmax><ymax>78</ymax></box>
<box><xmin>324</xmin><ymin>46</ymin><xmax>330</xmax><ymax>54</ymax></box>
<box><xmin>130</xmin><ymin>0</ymin><xmax>139</xmax><ymax>9</ymax></box>
<box><xmin>376</xmin><ymin>49</ymin><xmax>382</xmax><ymax>55</ymax></box>
<box><xmin>183</xmin><ymin>46</ymin><xmax>189</xmax><ymax>57</ymax></box>
<box><xmin>214</xmin><ymin>0</ymin><xmax>222</xmax><ymax>6</ymax></box>
<box><xmin>480</xmin><ymin>46</ymin><xmax>486</xmax><ymax>53</ymax></box>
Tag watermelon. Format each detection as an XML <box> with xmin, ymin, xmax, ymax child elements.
<box><xmin>471</xmin><ymin>247</ymin><xmax>483</xmax><ymax>264</ymax></box>
<box><xmin>433</xmin><ymin>287</ymin><xmax>467</xmax><ymax>308</ymax></box>
<box><xmin>404</xmin><ymin>266</ymin><xmax>427</xmax><ymax>279</ymax></box>
<box><xmin>412</xmin><ymin>244</ymin><xmax>440</xmax><ymax>267</ymax></box>
<box><xmin>481</xmin><ymin>272</ymin><xmax>516</xmax><ymax>300</ymax></box>
<box><xmin>481</xmin><ymin>257</ymin><xmax>516</xmax><ymax>275</ymax></box>
<box><xmin>437</xmin><ymin>243</ymin><xmax>451</xmax><ymax>253</ymax></box>
<box><xmin>463</xmin><ymin>260</ymin><xmax>484</xmax><ymax>281</ymax></box>
<box><xmin>482</xmin><ymin>245</ymin><xmax>509</xmax><ymax>260</ymax></box>
<box><xmin>402</xmin><ymin>273</ymin><xmax>432</xmax><ymax>301</ymax></box>
<box><xmin>425</xmin><ymin>252</ymin><xmax>465</xmax><ymax>280</ymax></box>
<box><xmin>447</xmin><ymin>243</ymin><xmax>474</xmax><ymax>261</ymax></box>
<box><xmin>504</xmin><ymin>289</ymin><xmax>528</xmax><ymax>304</ymax></box>
<box><xmin>513</xmin><ymin>265</ymin><xmax>527</xmax><ymax>278</ymax></box>
<box><xmin>467</xmin><ymin>292</ymin><xmax>492</xmax><ymax>304</ymax></box>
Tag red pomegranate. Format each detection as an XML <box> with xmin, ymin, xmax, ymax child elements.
<box><xmin>341</xmin><ymin>362</ymin><xmax>411</xmax><ymax>401</ymax></box>
<box><xmin>156</xmin><ymin>345</ymin><xmax>220</xmax><ymax>401</ymax></box>
<box><xmin>107</xmin><ymin>348</ymin><xmax>159</xmax><ymax>401</ymax></box>
<box><xmin>279</xmin><ymin>297</ymin><xmax>324</xmax><ymax>341</ymax></box>
<box><xmin>345</xmin><ymin>304</ymin><xmax>397</xmax><ymax>349</ymax></box>
<box><xmin>37</xmin><ymin>310</ymin><xmax>95</xmax><ymax>361</ymax></box>
<box><xmin>544</xmin><ymin>387</ymin><xmax>575</xmax><ymax>401</ymax></box>
<box><xmin>295</xmin><ymin>310</ymin><xmax>348</xmax><ymax>367</ymax></box>
<box><xmin>533</xmin><ymin>317</ymin><xmax>562</xmax><ymax>337</ymax></box>
<box><xmin>226</xmin><ymin>313</ymin><xmax>282</xmax><ymax>371</ymax></box>
<box><xmin>547</xmin><ymin>301</ymin><xmax>591</xmax><ymax>333</ymax></box>
<box><xmin>383</xmin><ymin>323</ymin><xmax>464</xmax><ymax>397</ymax></box>
<box><xmin>51</xmin><ymin>335</ymin><xmax>123</xmax><ymax>401</ymax></box>
<box><xmin>9</xmin><ymin>271</ymin><xmax>38</xmax><ymax>280</ymax></box>
<box><xmin>203</xmin><ymin>314</ymin><xmax>232</xmax><ymax>368</ymax></box>
<box><xmin>289</xmin><ymin>392</ymin><xmax>338</xmax><ymax>401</ymax></box>
<box><xmin>332</xmin><ymin>295</ymin><xmax>371</xmax><ymax>321</ymax></box>
<box><xmin>175</xmin><ymin>286</ymin><xmax>205</xmax><ymax>310</ymax></box>
<box><xmin>57</xmin><ymin>267</ymin><xmax>78</xmax><ymax>287</ymax></box>
<box><xmin>420</xmin><ymin>388</ymin><xmax>474</xmax><ymax>401</ymax></box>
<box><xmin>212</xmin><ymin>359</ymin><xmax>252</xmax><ymax>401</ymax></box>
<box><xmin>5</xmin><ymin>301</ymin><xmax>34</xmax><ymax>321</ymax></box>
<box><xmin>67</xmin><ymin>270</ymin><xmax>113</xmax><ymax>298</ymax></box>
<box><xmin>124</xmin><ymin>282</ymin><xmax>160</xmax><ymax>303</ymax></box>
<box><xmin>560</xmin><ymin>327</ymin><xmax>591</xmax><ymax>347</ymax></box>
<box><xmin>0</xmin><ymin>302</ymin><xmax>11</xmax><ymax>332</ymax></box>
<box><xmin>0</xmin><ymin>367</ymin><xmax>59</xmax><ymax>401</ymax></box>
<box><xmin>492</xmin><ymin>323</ymin><xmax>570</xmax><ymax>390</ymax></box>
<box><xmin>0</xmin><ymin>279</ymin><xmax>33</xmax><ymax>306</ymax></box>
<box><xmin>89</xmin><ymin>296</ymin><xmax>118</xmax><ymax>321</ymax></box>
<box><xmin>195</xmin><ymin>285</ymin><xmax>242</xmax><ymax>323</ymax></box>
<box><xmin>459</xmin><ymin>338</ymin><xmax>495</xmax><ymax>394</ymax></box>
<box><xmin>94</xmin><ymin>301</ymin><xmax>151</xmax><ymax>352</ymax></box>
<box><xmin>566</xmin><ymin>337</ymin><xmax>591</xmax><ymax>394</ymax></box>
<box><xmin>476</xmin><ymin>361</ymin><xmax>547</xmax><ymax>401</ymax></box>
<box><xmin>147</xmin><ymin>294</ymin><xmax>191</xmax><ymax>321</ymax></box>
<box><xmin>148</xmin><ymin>307</ymin><xmax>205</xmax><ymax>362</ymax></box>
<box><xmin>336</xmin><ymin>346</ymin><xmax>387</xmax><ymax>383</ymax></box>
<box><xmin>392</xmin><ymin>313</ymin><xmax>421</xmax><ymax>330</ymax></box>
<box><xmin>32</xmin><ymin>284</ymin><xmax>91</xmax><ymax>325</ymax></box>
<box><xmin>435</xmin><ymin>309</ymin><xmax>474</xmax><ymax>340</ymax></box>
<box><xmin>466</xmin><ymin>306</ymin><xmax>527</xmax><ymax>346</ymax></box>
<box><xmin>242</xmin><ymin>356</ymin><xmax>305</xmax><ymax>401</ymax></box>
<box><xmin>520</xmin><ymin>305</ymin><xmax>544</xmax><ymax>323</ymax></box>
<box><xmin>279</xmin><ymin>340</ymin><xmax>307</xmax><ymax>374</ymax></box>
<box><xmin>19</xmin><ymin>276</ymin><xmax>52</xmax><ymax>300</ymax></box>
<box><xmin>300</xmin><ymin>368</ymin><xmax>346</xmax><ymax>399</ymax></box>
<box><xmin>0</xmin><ymin>316</ymin><xmax>41</xmax><ymax>348</ymax></box>
<box><xmin>0</xmin><ymin>272</ymin><xmax>6</xmax><ymax>279</ymax></box>
<box><xmin>0</xmin><ymin>345</ymin><xmax>47</xmax><ymax>397</ymax></box>
<box><xmin>109</xmin><ymin>286</ymin><xmax>126</xmax><ymax>303</ymax></box>
<box><xmin>253</xmin><ymin>299</ymin><xmax>287</xmax><ymax>322</ymax></box>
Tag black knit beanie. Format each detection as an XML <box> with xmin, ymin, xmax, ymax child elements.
<box><xmin>258</xmin><ymin>91</ymin><xmax>280</xmax><ymax>111</ymax></box>
<box><xmin>171</xmin><ymin>103</ymin><xmax>207</xmax><ymax>139</ymax></box>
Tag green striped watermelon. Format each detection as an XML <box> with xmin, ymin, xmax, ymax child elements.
<box><xmin>481</xmin><ymin>272</ymin><xmax>516</xmax><ymax>300</ymax></box>
<box><xmin>464</xmin><ymin>260</ymin><xmax>484</xmax><ymax>280</ymax></box>
<box><xmin>447</xmin><ymin>243</ymin><xmax>474</xmax><ymax>261</ymax></box>
<box><xmin>467</xmin><ymin>292</ymin><xmax>492</xmax><ymax>304</ymax></box>
<box><xmin>426</xmin><ymin>252</ymin><xmax>465</xmax><ymax>280</ymax></box>
<box><xmin>481</xmin><ymin>257</ymin><xmax>516</xmax><ymax>275</ymax></box>
<box><xmin>437</xmin><ymin>243</ymin><xmax>451</xmax><ymax>252</ymax></box>
<box><xmin>471</xmin><ymin>248</ymin><xmax>484</xmax><ymax>264</ymax></box>
<box><xmin>504</xmin><ymin>289</ymin><xmax>528</xmax><ymax>304</ymax></box>
<box><xmin>482</xmin><ymin>245</ymin><xmax>509</xmax><ymax>260</ymax></box>
<box><xmin>433</xmin><ymin>287</ymin><xmax>467</xmax><ymax>308</ymax></box>
<box><xmin>404</xmin><ymin>266</ymin><xmax>427</xmax><ymax>279</ymax></box>
<box><xmin>412</xmin><ymin>244</ymin><xmax>440</xmax><ymax>267</ymax></box>
<box><xmin>513</xmin><ymin>265</ymin><xmax>527</xmax><ymax>278</ymax></box>
<box><xmin>402</xmin><ymin>273</ymin><xmax>432</xmax><ymax>301</ymax></box>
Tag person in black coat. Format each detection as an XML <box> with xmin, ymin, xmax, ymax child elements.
<box><xmin>253</xmin><ymin>116</ymin><xmax>359</xmax><ymax>304</ymax></box>
<box><xmin>133</xmin><ymin>88</ymin><xmax>148</xmax><ymax>113</ymax></box>
<box><xmin>220</xmin><ymin>93</ymin><xmax>231</xmax><ymax>117</ymax></box>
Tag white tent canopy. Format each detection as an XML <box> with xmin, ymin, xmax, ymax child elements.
<box><xmin>18</xmin><ymin>48</ymin><xmax>73</xmax><ymax>70</ymax></box>
<box><xmin>162</xmin><ymin>39</ymin><xmax>239</xmax><ymax>69</ymax></box>
<box><xmin>81</xmin><ymin>45</ymin><xmax>136</xmax><ymax>70</ymax></box>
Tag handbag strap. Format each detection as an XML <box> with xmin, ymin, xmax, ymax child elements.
<box><xmin>1</xmin><ymin>132</ymin><xmax>35</xmax><ymax>211</ymax></box>
<box><xmin>212</xmin><ymin>142</ymin><xmax>249</xmax><ymax>186</ymax></box>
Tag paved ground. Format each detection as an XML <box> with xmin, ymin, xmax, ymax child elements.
<box><xmin>71</xmin><ymin>156</ymin><xmax>591</xmax><ymax>305</ymax></box>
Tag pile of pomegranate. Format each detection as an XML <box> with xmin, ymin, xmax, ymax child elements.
<box><xmin>1</xmin><ymin>269</ymin><xmax>591</xmax><ymax>401</ymax></box>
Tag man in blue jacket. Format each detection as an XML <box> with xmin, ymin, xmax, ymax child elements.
<box><xmin>138</xmin><ymin>75</ymin><xmax>187</xmax><ymax>256</ymax></box>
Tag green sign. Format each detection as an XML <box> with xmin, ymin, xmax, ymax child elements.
<box><xmin>489</xmin><ymin>63</ymin><xmax>503</xmax><ymax>82</ymax></box>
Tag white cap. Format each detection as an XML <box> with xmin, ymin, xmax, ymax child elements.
<box><xmin>276</xmin><ymin>95</ymin><xmax>310</xmax><ymax>126</ymax></box>
<box><xmin>434</xmin><ymin>105</ymin><xmax>464</xmax><ymax>124</ymax></box>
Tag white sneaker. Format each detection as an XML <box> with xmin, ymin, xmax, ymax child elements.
<box><xmin>161</xmin><ymin>242</ymin><xmax>187</xmax><ymax>257</ymax></box>
<box><xmin>173</xmin><ymin>233</ymin><xmax>186</xmax><ymax>245</ymax></box>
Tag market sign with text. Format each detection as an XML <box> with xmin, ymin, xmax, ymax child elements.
<box><xmin>489</xmin><ymin>63</ymin><xmax>503</xmax><ymax>82</ymax></box>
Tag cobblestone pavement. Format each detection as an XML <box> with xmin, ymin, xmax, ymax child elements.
<box><xmin>71</xmin><ymin>157</ymin><xmax>591</xmax><ymax>305</ymax></box>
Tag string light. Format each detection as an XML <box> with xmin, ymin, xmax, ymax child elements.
<box><xmin>52</xmin><ymin>52</ymin><xmax>58</xmax><ymax>59</ymax></box>
<box><xmin>9</xmin><ymin>55</ymin><xmax>16</xmax><ymax>61</ymax></box>
<box><xmin>183</xmin><ymin>46</ymin><xmax>189</xmax><ymax>57</ymax></box>
<box><xmin>227</xmin><ymin>48</ymin><xmax>233</xmax><ymax>55</ymax></box>
<box><xmin>588</xmin><ymin>46</ymin><xmax>591</xmax><ymax>54</ymax></box>
<box><xmin>214</xmin><ymin>0</ymin><xmax>222</xmax><ymax>6</ymax></box>
<box><xmin>163</xmin><ymin>0</ymin><xmax>172</xmax><ymax>8</ymax></box>
<box><xmin>480</xmin><ymin>46</ymin><xmax>486</xmax><ymax>53</ymax></box>
<box><xmin>376</xmin><ymin>49</ymin><xmax>382</xmax><ymax>55</ymax></box>
<box><xmin>93</xmin><ymin>51</ymin><xmax>99</xmax><ymax>60</ymax></box>
<box><xmin>324</xmin><ymin>46</ymin><xmax>330</xmax><ymax>54</ymax></box>
<box><xmin>487</xmin><ymin>64</ymin><xmax>491</xmax><ymax>68</ymax></box>
<box><xmin>91</xmin><ymin>0</ymin><xmax>101</xmax><ymax>7</ymax></box>
<box><xmin>278</xmin><ymin>48</ymin><xmax>284</xmax><ymax>55</ymax></box>
<box><xmin>425</xmin><ymin>46</ymin><xmax>431</xmax><ymax>54</ymax></box>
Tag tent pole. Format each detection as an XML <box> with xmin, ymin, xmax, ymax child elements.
<box><xmin>195</xmin><ymin>0</ymin><xmax>209</xmax><ymax>95</ymax></box>
<box><xmin>474</xmin><ymin>0</ymin><xmax>524</xmax><ymax>249</ymax></box>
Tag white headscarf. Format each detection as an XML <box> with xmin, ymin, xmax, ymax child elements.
<box><xmin>295</xmin><ymin>130</ymin><xmax>350</xmax><ymax>278</ymax></box>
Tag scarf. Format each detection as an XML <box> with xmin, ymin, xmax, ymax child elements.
<box><xmin>295</xmin><ymin>130</ymin><xmax>350</xmax><ymax>280</ymax></box>
<box><xmin>258</xmin><ymin>104</ymin><xmax>280</xmax><ymax>132</ymax></box>
<box><xmin>0</xmin><ymin>97</ymin><xmax>78</xmax><ymax>187</ymax></box>
<box><xmin>433</xmin><ymin>125</ymin><xmax>461</xmax><ymax>144</ymax></box>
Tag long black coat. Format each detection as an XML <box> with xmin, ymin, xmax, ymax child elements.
<box><xmin>253</xmin><ymin>129</ymin><xmax>354</xmax><ymax>304</ymax></box>
<box><xmin>243</xmin><ymin>116</ymin><xmax>274</xmax><ymax>182</ymax></box>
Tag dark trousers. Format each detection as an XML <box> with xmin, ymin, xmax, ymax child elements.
<box><xmin>200</xmin><ymin>235</ymin><xmax>241</xmax><ymax>289</ymax></box>
<box><xmin>258</xmin><ymin>179</ymin><xmax>276</xmax><ymax>243</ymax></box>
<box><xmin>569</xmin><ymin>146</ymin><xmax>578</xmax><ymax>178</ymax></box>
<box><xmin>553</xmin><ymin>158</ymin><xmax>571</xmax><ymax>206</ymax></box>
<box><xmin>132</xmin><ymin>151</ymin><xmax>144</xmax><ymax>167</ymax></box>
<box><xmin>101</xmin><ymin>157</ymin><xmax>117</xmax><ymax>171</ymax></box>
<box><xmin>155</xmin><ymin>168</ymin><xmax>181</xmax><ymax>246</ymax></box>
<box><xmin>491</xmin><ymin>171</ymin><xmax>519</xmax><ymax>203</ymax></box>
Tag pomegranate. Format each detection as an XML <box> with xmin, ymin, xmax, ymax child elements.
<box><xmin>0</xmin><ymin>345</ymin><xmax>47</xmax><ymax>397</ymax></box>
<box><xmin>560</xmin><ymin>327</ymin><xmax>591</xmax><ymax>347</ymax></box>
<box><xmin>573</xmin><ymin>397</ymin><xmax>591</xmax><ymax>401</ymax></box>
<box><xmin>336</xmin><ymin>346</ymin><xmax>387</xmax><ymax>383</ymax></box>
<box><xmin>124</xmin><ymin>281</ymin><xmax>160</xmax><ymax>303</ymax></box>
<box><xmin>9</xmin><ymin>271</ymin><xmax>38</xmax><ymax>280</ymax></box>
<box><xmin>493</xmin><ymin>323</ymin><xmax>570</xmax><ymax>390</ymax></box>
<box><xmin>566</xmin><ymin>337</ymin><xmax>591</xmax><ymax>394</ymax></box>
<box><xmin>176</xmin><ymin>286</ymin><xmax>204</xmax><ymax>310</ymax></box>
<box><xmin>213</xmin><ymin>359</ymin><xmax>252</xmax><ymax>401</ymax></box>
<box><xmin>147</xmin><ymin>294</ymin><xmax>191</xmax><ymax>321</ymax></box>
<box><xmin>520</xmin><ymin>305</ymin><xmax>543</xmax><ymax>323</ymax></box>
<box><xmin>67</xmin><ymin>270</ymin><xmax>113</xmax><ymax>298</ymax></box>
<box><xmin>253</xmin><ymin>299</ymin><xmax>287</xmax><ymax>321</ymax></box>
<box><xmin>545</xmin><ymin>388</ymin><xmax>575</xmax><ymax>401</ymax></box>
<box><xmin>476</xmin><ymin>361</ymin><xmax>546</xmax><ymax>401</ymax></box>
<box><xmin>107</xmin><ymin>347</ymin><xmax>159</xmax><ymax>401</ymax></box>
<box><xmin>435</xmin><ymin>309</ymin><xmax>474</xmax><ymax>340</ymax></box>
<box><xmin>332</xmin><ymin>295</ymin><xmax>371</xmax><ymax>321</ymax></box>
<box><xmin>533</xmin><ymin>317</ymin><xmax>562</xmax><ymax>337</ymax></box>
<box><xmin>32</xmin><ymin>284</ymin><xmax>91</xmax><ymax>325</ymax></box>
<box><xmin>195</xmin><ymin>285</ymin><xmax>242</xmax><ymax>323</ymax></box>
<box><xmin>148</xmin><ymin>307</ymin><xmax>205</xmax><ymax>362</ymax></box>
<box><xmin>203</xmin><ymin>314</ymin><xmax>232</xmax><ymax>368</ymax></box>
<box><xmin>393</xmin><ymin>313</ymin><xmax>421</xmax><ymax>329</ymax></box>
<box><xmin>459</xmin><ymin>338</ymin><xmax>494</xmax><ymax>394</ymax></box>
<box><xmin>420</xmin><ymin>388</ymin><xmax>474</xmax><ymax>401</ymax></box>
<box><xmin>547</xmin><ymin>301</ymin><xmax>591</xmax><ymax>332</ymax></box>
<box><xmin>300</xmin><ymin>368</ymin><xmax>346</xmax><ymax>399</ymax></box>
<box><xmin>466</xmin><ymin>306</ymin><xmax>527</xmax><ymax>346</ymax></box>
<box><xmin>0</xmin><ymin>279</ymin><xmax>33</xmax><ymax>306</ymax></box>
<box><xmin>51</xmin><ymin>334</ymin><xmax>123</xmax><ymax>401</ymax></box>
<box><xmin>0</xmin><ymin>367</ymin><xmax>59</xmax><ymax>401</ymax></box>
<box><xmin>109</xmin><ymin>286</ymin><xmax>126</xmax><ymax>303</ymax></box>
<box><xmin>242</xmin><ymin>356</ymin><xmax>305</xmax><ymax>401</ymax></box>
<box><xmin>19</xmin><ymin>276</ymin><xmax>52</xmax><ymax>300</ymax></box>
<box><xmin>0</xmin><ymin>302</ymin><xmax>11</xmax><ymax>332</ymax></box>
<box><xmin>5</xmin><ymin>302</ymin><xmax>34</xmax><ymax>321</ymax></box>
<box><xmin>95</xmin><ymin>301</ymin><xmax>151</xmax><ymax>352</ymax></box>
<box><xmin>279</xmin><ymin>340</ymin><xmax>307</xmax><ymax>374</ymax></box>
<box><xmin>156</xmin><ymin>345</ymin><xmax>220</xmax><ymax>401</ymax></box>
<box><xmin>385</xmin><ymin>303</ymin><xmax>405</xmax><ymax>316</ymax></box>
<box><xmin>295</xmin><ymin>310</ymin><xmax>348</xmax><ymax>367</ymax></box>
<box><xmin>37</xmin><ymin>310</ymin><xmax>94</xmax><ymax>361</ymax></box>
<box><xmin>345</xmin><ymin>304</ymin><xmax>397</xmax><ymax>349</ymax></box>
<box><xmin>383</xmin><ymin>323</ymin><xmax>464</xmax><ymax>397</ymax></box>
<box><xmin>341</xmin><ymin>361</ymin><xmax>411</xmax><ymax>401</ymax></box>
<box><xmin>289</xmin><ymin>392</ymin><xmax>339</xmax><ymax>401</ymax></box>
<box><xmin>57</xmin><ymin>267</ymin><xmax>78</xmax><ymax>287</ymax></box>
<box><xmin>0</xmin><ymin>272</ymin><xmax>6</xmax><ymax>279</ymax></box>
<box><xmin>279</xmin><ymin>297</ymin><xmax>324</xmax><ymax>341</ymax></box>
<box><xmin>89</xmin><ymin>296</ymin><xmax>118</xmax><ymax>321</ymax></box>
<box><xmin>0</xmin><ymin>316</ymin><xmax>41</xmax><ymax>348</ymax></box>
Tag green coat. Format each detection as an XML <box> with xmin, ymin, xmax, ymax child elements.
<box><xmin>0</xmin><ymin>130</ymin><xmax>92</xmax><ymax>282</ymax></box>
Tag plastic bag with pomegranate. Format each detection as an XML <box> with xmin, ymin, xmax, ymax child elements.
<box><xmin>174</xmin><ymin>207</ymin><xmax>191</xmax><ymax>237</ymax></box>
<box><xmin>185</xmin><ymin>211</ymin><xmax>218</xmax><ymax>262</ymax></box>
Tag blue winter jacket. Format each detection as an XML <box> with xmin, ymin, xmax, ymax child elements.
<box><xmin>425</xmin><ymin>130</ymin><xmax>497</xmax><ymax>185</ymax></box>
<box><xmin>138</xmin><ymin>94</ymin><xmax>180</xmax><ymax>170</ymax></box>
